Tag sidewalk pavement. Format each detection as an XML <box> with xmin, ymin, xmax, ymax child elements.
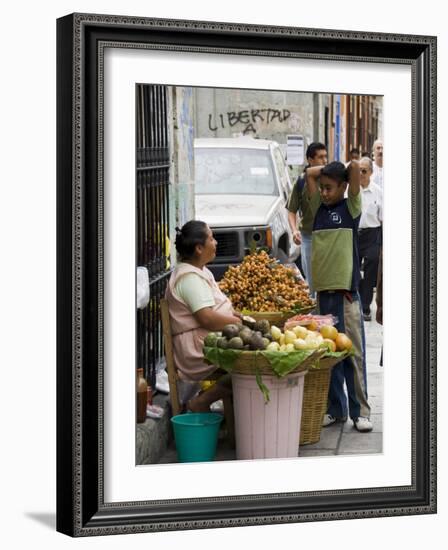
<box><xmin>158</xmin><ymin>300</ymin><xmax>383</xmax><ymax>464</ymax></box>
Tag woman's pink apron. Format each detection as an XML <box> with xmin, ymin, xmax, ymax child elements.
<box><xmin>165</xmin><ymin>263</ymin><xmax>234</xmax><ymax>381</ymax></box>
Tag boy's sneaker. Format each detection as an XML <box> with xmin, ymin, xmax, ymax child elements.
<box><xmin>322</xmin><ymin>414</ymin><xmax>347</xmax><ymax>427</ymax></box>
<box><xmin>353</xmin><ymin>417</ymin><xmax>373</xmax><ymax>432</ymax></box>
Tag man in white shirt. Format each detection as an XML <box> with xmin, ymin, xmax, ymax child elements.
<box><xmin>371</xmin><ymin>139</ymin><xmax>383</xmax><ymax>189</ymax></box>
<box><xmin>358</xmin><ymin>156</ymin><xmax>383</xmax><ymax>321</ymax></box>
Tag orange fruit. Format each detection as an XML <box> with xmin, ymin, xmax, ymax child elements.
<box><xmin>320</xmin><ymin>324</ymin><xmax>338</xmax><ymax>341</ymax></box>
<box><xmin>335</xmin><ymin>333</ymin><xmax>353</xmax><ymax>351</ymax></box>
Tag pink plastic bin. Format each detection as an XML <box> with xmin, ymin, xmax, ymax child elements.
<box><xmin>231</xmin><ymin>370</ymin><xmax>307</xmax><ymax>460</ymax></box>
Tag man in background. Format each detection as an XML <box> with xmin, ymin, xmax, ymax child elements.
<box><xmin>345</xmin><ymin>147</ymin><xmax>360</xmax><ymax>168</ymax></box>
<box><xmin>349</xmin><ymin>147</ymin><xmax>360</xmax><ymax>161</ymax></box>
<box><xmin>372</xmin><ymin>139</ymin><xmax>383</xmax><ymax>188</ymax></box>
<box><xmin>287</xmin><ymin>142</ymin><xmax>327</xmax><ymax>297</ymax></box>
<box><xmin>358</xmin><ymin>156</ymin><xmax>383</xmax><ymax>321</ymax></box>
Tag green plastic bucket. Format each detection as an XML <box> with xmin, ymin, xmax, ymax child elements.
<box><xmin>171</xmin><ymin>412</ymin><xmax>223</xmax><ymax>462</ymax></box>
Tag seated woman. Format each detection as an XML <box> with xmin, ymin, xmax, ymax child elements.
<box><xmin>165</xmin><ymin>220</ymin><xmax>241</xmax><ymax>412</ymax></box>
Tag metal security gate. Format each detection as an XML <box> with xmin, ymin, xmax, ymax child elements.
<box><xmin>136</xmin><ymin>84</ymin><xmax>171</xmax><ymax>389</ymax></box>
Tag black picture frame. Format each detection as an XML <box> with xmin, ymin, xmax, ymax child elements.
<box><xmin>56</xmin><ymin>13</ymin><xmax>437</xmax><ymax>537</ymax></box>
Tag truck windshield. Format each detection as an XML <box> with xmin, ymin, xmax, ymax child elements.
<box><xmin>194</xmin><ymin>148</ymin><xmax>278</xmax><ymax>195</ymax></box>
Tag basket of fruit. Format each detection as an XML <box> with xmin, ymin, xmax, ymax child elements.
<box><xmin>204</xmin><ymin>316</ymin><xmax>327</xmax><ymax>379</ymax></box>
<box><xmin>219</xmin><ymin>251</ymin><xmax>316</xmax><ymax>327</ymax></box>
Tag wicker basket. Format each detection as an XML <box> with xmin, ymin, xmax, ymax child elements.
<box><xmin>299</xmin><ymin>354</ymin><xmax>349</xmax><ymax>445</ymax></box>
<box><xmin>231</xmin><ymin>349</ymin><xmax>324</xmax><ymax>375</ymax></box>
<box><xmin>244</xmin><ymin>305</ymin><xmax>316</xmax><ymax>328</ymax></box>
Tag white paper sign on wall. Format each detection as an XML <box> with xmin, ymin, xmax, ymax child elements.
<box><xmin>286</xmin><ymin>134</ymin><xmax>305</xmax><ymax>165</ymax></box>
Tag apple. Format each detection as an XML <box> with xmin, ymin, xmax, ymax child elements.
<box><xmin>304</xmin><ymin>336</ymin><xmax>319</xmax><ymax>349</ymax></box>
<box><xmin>293</xmin><ymin>325</ymin><xmax>308</xmax><ymax>339</ymax></box>
<box><xmin>267</xmin><ymin>341</ymin><xmax>281</xmax><ymax>352</ymax></box>
<box><xmin>293</xmin><ymin>338</ymin><xmax>308</xmax><ymax>350</ymax></box>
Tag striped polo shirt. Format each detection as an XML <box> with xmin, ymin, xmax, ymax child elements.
<box><xmin>308</xmin><ymin>190</ymin><xmax>362</xmax><ymax>292</ymax></box>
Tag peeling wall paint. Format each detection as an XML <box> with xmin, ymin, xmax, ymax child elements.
<box><xmin>174</xmin><ymin>87</ymin><xmax>195</xmax><ymax>184</ymax></box>
<box><xmin>167</xmin><ymin>86</ymin><xmax>196</xmax><ymax>265</ymax></box>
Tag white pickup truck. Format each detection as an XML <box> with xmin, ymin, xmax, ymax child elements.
<box><xmin>194</xmin><ymin>137</ymin><xmax>300</xmax><ymax>279</ymax></box>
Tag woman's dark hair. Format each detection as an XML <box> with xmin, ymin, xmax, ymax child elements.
<box><xmin>175</xmin><ymin>220</ymin><xmax>209</xmax><ymax>260</ymax></box>
<box><xmin>320</xmin><ymin>161</ymin><xmax>348</xmax><ymax>185</ymax></box>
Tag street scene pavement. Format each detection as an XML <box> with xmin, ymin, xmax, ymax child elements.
<box><xmin>158</xmin><ymin>297</ymin><xmax>383</xmax><ymax>463</ymax></box>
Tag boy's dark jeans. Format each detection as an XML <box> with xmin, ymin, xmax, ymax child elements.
<box><xmin>318</xmin><ymin>290</ymin><xmax>370</xmax><ymax>420</ymax></box>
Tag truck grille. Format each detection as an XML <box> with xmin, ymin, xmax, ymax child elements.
<box><xmin>215</xmin><ymin>232</ymin><xmax>240</xmax><ymax>258</ymax></box>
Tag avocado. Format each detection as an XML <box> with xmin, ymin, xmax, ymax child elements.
<box><xmin>254</xmin><ymin>319</ymin><xmax>271</xmax><ymax>334</ymax></box>
<box><xmin>249</xmin><ymin>333</ymin><xmax>266</xmax><ymax>350</ymax></box>
<box><xmin>222</xmin><ymin>323</ymin><xmax>241</xmax><ymax>339</ymax></box>
<box><xmin>242</xmin><ymin>315</ymin><xmax>257</xmax><ymax>329</ymax></box>
<box><xmin>217</xmin><ymin>337</ymin><xmax>229</xmax><ymax>349</ymax></box>
<box><xmin>239</xmin><ymin>327</ymin><xmax>254</xmax><ymax>344</ymax></box>
<box><xmin>261</xmin><ymin>337</ymin><xmax>270</xmax><ymax>349</ymax></box>
<box><xmin>262</xmin><ymin>332</ymin><xmax>273</xmax><ymax>341</ymax></box>
<box><xmin>228</xmin><ymin>336</ymin><xmax>244</xmax><ymax>350</ymax></box>
<box><xmin>204</xmin><ymin>332</ymin><xmax>219</xmax><ymax>347</ymax></box>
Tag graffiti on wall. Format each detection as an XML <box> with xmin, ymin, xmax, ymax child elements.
<box><xmin>208</xmin><ymin>108</ymin><xmax>291</xmax><ymax>135</ymax></box>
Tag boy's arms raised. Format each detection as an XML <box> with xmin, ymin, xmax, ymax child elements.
<box><xmin>347</xmin><ymin>160</ymin><xmax>360</xmax><ymax>196</ymax></box>
<box><xmin>346</xmin><ymin>160</ymin><xmax>362</xmax><ymax>218</ymax></box>
<box><xmin>304</xmin><ymin>165</ymin><xmax>324</xmax><ymax>218</ymax></box>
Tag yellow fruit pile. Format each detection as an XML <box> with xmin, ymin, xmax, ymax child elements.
<box><xmin>219</xmin><ymin>251</ymin><xmax>315</xmax><ymax>312</ymax></box>
<box><xmin>267</xmin><ymin>323</ymin><xmax>353</xmax><ymax>353</ymax></box>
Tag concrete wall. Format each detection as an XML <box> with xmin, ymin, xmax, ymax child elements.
<box><xmin>167</xmin><ymin>86</ymin><xmax>196</xmax><ymax>266</ymax></box>
<box><xmin>194</xmin><ymin>87</ymin><xmax>316</xmax><ymax>147</ymax></box>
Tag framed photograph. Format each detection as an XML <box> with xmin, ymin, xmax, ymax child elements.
<box><xmin>56</xmin><ymin>13</ymin><xmax>436</xmax><ymax>536</ymax></box>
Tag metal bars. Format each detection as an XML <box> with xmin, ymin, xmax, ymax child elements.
<box><xmin>136</xmin><ymin>84</ymin><xmax>171</xmax><ymax>388</ymax></box>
